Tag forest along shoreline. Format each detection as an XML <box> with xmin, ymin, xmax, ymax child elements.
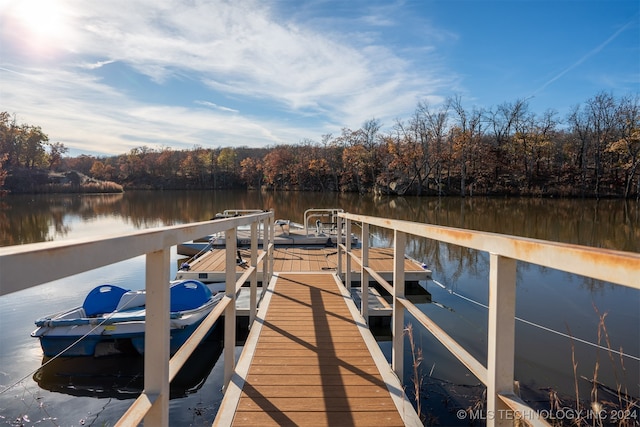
<box><xmin>2</xmin><ymin>91</ymin><xmax>639</xmax><ymax>198</ymax></box>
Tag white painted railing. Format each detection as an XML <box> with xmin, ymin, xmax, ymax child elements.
<box><xmin>337</xmin><ymin>212</ymin><xmax>640</xmax><ymax>427</ymax></box>
<box><xmin>303</xmin><ymin>207</ymin><xmax>343</xmax><ymax>235</ymax></box>
<box><xmin>0</xmin><ymin>211</ymin><xmax>274</xmax><ymax>427</ymax></box>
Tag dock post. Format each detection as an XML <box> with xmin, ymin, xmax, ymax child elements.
<box><xmin>361</xmin><ymin>222</ymin><xmax>369</xmax><ymax>321</ymax></box>
<box><xmin>392</xmin><ymin>230</ymin><xmax>406</xmax><ymax>381</ymax></box>
<box><xmin>268</xmin><ymin>214</ymin><xmax>274</xmax><ymax>286</ymax></box>
<box><xmin>261</xmin><ymin>217</ymin><xmax>268</xmax><ymax>298</ymax></box>
<box><xmin>336</xmin><ymin>216</ymin><xmax>343</xmax><ymax>279</ymax></box>
<box><xmin>250</xmin><ymin>221</ymin><xmax>258</xmax><ymax>325</ymax></box>
<box><xmin>143</xmin><ymin>248</ymin><xmax>171</xmax><ymax>426</ymax></box>
<box><xmin>223</xmin><ymin>228</ymin><xmax>237</xmax><ymax>391</ymax></box>
<box><xmin>487</xmin><ymin>253</ymin><xmax>517</xmax><ymax>427</ymax></box>
<box><xmin>345</xmin><ymin>218</ymin><xmax>352</xmax><ymax>289</ymax></box>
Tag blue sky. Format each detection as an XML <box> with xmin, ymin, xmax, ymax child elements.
<box><xmin>1</xmin><ymin>0</ymin><xmax>638</xmax><ymax>156</ymax></box>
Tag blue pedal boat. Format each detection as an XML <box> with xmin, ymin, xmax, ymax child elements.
<box><xmin>31</xmin><ymin>280</ymin><xmax>224</xmax><ymax>357</ymax></box>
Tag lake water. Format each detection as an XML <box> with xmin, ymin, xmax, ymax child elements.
<box><xmin>0</xmin><ymin>191</ymin><xmax>638</xmax><ymax>426</ymax></box>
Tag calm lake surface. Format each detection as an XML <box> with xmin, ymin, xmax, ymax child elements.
<box><xmin>0</xmin><ymin>191</ymin><xmax>638</xmax><ymax>426</ymax></box>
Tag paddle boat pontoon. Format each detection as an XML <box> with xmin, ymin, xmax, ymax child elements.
<box><xmin>32</xmin><ymin>280</ymin><xmax>223</xmax><ymax>357</ymax></box>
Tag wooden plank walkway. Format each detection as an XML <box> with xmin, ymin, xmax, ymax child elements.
<box><xmin>214</xmin><ymin>273</ymin><xmax>421</xmax><ymax>427</ymax></box>
<box><xmin>176</xmin><ymin>247</ymin><xmax>431</xmax><ymax>283</ymax></box>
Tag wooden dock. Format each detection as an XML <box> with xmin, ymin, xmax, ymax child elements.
<box><xmin>176</xmin><ymin>247</ymin><xmax>431</xmax><ymax>284</ymax></box>
<box><xmin>176</xmin><ymin>246</ymin><xmax>431</xmax><ymax>318</ymax></box>
<box><xmin>214</xmin><ymin>272</ymin><xmax>421</xmax><ymax>426</ymax></box>
<box><xmin>178</xmin><ymin>242</ymin><xmax>425</xmax><ymax>424</ymax></box>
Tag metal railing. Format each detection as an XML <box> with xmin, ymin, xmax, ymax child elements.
<box><xmin>336</xmin><ymin>212</ymin><xmax>640</xmax><ymax>427</ymax></box>
<box><xmin>0</xmin><ymin>211</ymin><xmax>275</xmax><ymax>427</ymax></box>
<box><xmin>303</xmin><ymin>208</ymin><xmax>343</xmax><ymax>235</ymax></box>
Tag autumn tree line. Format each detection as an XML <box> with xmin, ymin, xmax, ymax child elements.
<box><xmin>1</xmin><ymin>91</ymin><xmax>639</xmax><ymax>198</ymax></box>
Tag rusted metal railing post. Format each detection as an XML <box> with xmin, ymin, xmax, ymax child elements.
<box><xmin>392</xmin><ymin>230</ymin><xmax>406</xmax><ymax>380</ymax></box>
<box><xmin>487</xmin><ymin>253</ymin><xmax>517</xmax><ymax>427</ymax></box>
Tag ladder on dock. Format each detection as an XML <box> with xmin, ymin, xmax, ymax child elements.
<box><xmin>214</xmin><ymin>272</ymin><xmax>422</xmax><ymax>426</ymax></box>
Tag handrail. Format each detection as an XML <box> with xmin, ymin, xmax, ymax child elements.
<box><xmin>0</xmin><ymin>211</ymin><xmax>275</xmax><ymax>427</ymax></box>
<box><xmin>338</xmin><ymin>212</ymin><xmax>640</xmax><ymax>427</ymax></box>
<box><xmin>339</xmin><ymin>214</ymin><xmax>639</xmax><ymax>289</ymax></box>
<box><xmin>303</xmin><ymin>208</ymin><xmax>343</xmax><ymax>235</ymax></box>
<box><xmin>0</xmin><ymin>213</ymin><xmax>272</xmax><ymax>295</ymax></box>
<box><xmin>220</xmin><ymin>209</ymin><xmax>264</xmax><ymax>217</ymax></box>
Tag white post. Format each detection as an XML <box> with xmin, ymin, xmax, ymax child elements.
<box><xmin>336</xmin><ymin>216</ymin><xmax>343</xmax><ymax>280</ymax></box>
<box><xmin>144</xmin><ymin>248</ymin><xmax>170</xmax><ymax>426</ymax></box>
<box><xmin>392</xmin><ymin>230</ymin><xmax>406</xmax><ymax>381</ymax></box>
<box><xmin>260</xmin><ymin>217</ymin><xmax>268</xmax><ymax>297</ymax></box>
<box><xmin>268</xmin><ymin>214</ymin><xmax>274</xmax><ymax>286</ymax></box>
<box><xmin>250</xmin><ymin>221</ymin><xmax>258</xmax><ymax>326</ymax></box>
<box><xmin>223</xmin><ymin>228</ymin><xmax>237</xmax><ymax>391</ymax></box>
<box><xmin>487</xmin><ymin>253</ymin><xmax>517</xmax><ymax>427</ymax></box>
<box><xmin>361</xmin><ymin>223</ymin><xmax>369</xmax><ymax>321</ymax></box>
<box><xmin>345</xmin><ymin>218</ymin><xmax>352</xmax><ymax>290</ymax></box>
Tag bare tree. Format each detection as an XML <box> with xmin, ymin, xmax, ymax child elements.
<box><xmin>586</xmin><ymin>92</ymin><xmax>617</xmax><ymax>198</ymax></box>
<box><xmin>450</xmin><ymin>96</ymin><xmax>484</xmax><ymax>196</ymax></box>
<box><xmin>610</xmin><ymin>95</ymin><xmax>640</xmax><ymax>198</ymax></box>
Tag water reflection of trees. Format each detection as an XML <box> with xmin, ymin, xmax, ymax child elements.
<box><xmin>345</xmin><ymin>195</ymin><xmax>638</xmax><ymax>294</ymax></box>
<box><xmin>0</xmin><ymin>194</ymin><xmax>124</xmax><ymax>246</ymax></box>
<box><xmin>361</xmin><ymin>196</ymin><xmax>639</xmax><ymax>253</ymax></box>
<box><xmin>3</xmin><ymin>191</ymin><xmax>638</xmax><ymax>257</ymax></box>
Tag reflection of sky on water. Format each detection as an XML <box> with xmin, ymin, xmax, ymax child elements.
<box><xmin>49</xmin><ymin>215</ymin><xmax>161</xmax><ymax>242</ymax></box>
<box><xmin>0</xmin><ymin>257</ymin><xmax>148</xmax><ymax>379</ymax></box>
<box><xmin>0</xmin><ymin>250</ymin><xmax>182</xmax><ymax>382</ymax></box>
<box><xmin>0</xmin><ymin>244</ymin><xmax>192</xmax><ymax>426</ymax></box>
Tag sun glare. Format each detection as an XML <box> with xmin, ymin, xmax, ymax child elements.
<box><xmin>9</xmin><ymin>0</ymin><xmax>71</xmax><ymax>54</ymax></box>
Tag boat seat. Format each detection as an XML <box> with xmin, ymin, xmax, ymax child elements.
<box><xmin>83</xmin><ymin>285</ymin><xmax>130</xmax><ymax>317</ymax></box>
<box><xmin>170</xmin><ymin>280</ymin><xmax>212</xmax><ymax>312</ymax></box>
<box><xmin>315</xmin><ymin>220</ymin><xmax>337</xmax><ymax>234</ymax></box>
<box><xmin>116</xmin><ymin>290</ymin><xmax>146</xmax><ymax>311</ymax></box>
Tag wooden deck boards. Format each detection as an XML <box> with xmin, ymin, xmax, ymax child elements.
<box><xmin>216</xmin><ymin>273</ymin><xmax>413</xmax><ymax>427</ymax></box>
<box><xmin>200</xmin><ymin>242</ymin><xmax>425</xmax><ymax>425</ymax></box>
<box><xmin>180</xmin><ymin>247</ymin><xmax>430</xmax><ymax>282</ymax></box>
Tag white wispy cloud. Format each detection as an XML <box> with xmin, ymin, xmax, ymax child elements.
<box><xmin>79</xmin><ymin>59</ymin><xmax>116</xmax><ymax>70</ymax></box>
<box><xmin>1</xmin><ymin>0</ymin><xmax>454</xmax><ymax>154</ymax></box>
<box><xmin>195</xmin><ymin>101</ymin><xmax>239</xmax><ymax>114</ymax></box>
